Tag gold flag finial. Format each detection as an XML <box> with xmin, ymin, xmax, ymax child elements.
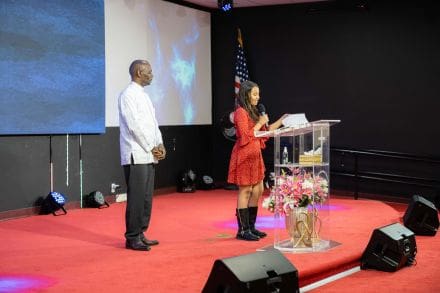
<box><xmin>237</xmin><ymin>28</ymin><xmax>243</xmax><ymax>48</ymax></box>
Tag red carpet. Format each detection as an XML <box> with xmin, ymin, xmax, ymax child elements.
<box><xmin>0</xmin><ymin>190</ymin><xmax>437</xmax><ymax>292</ymax></box>
<box><xmin>312</xmin><ymin>201</ymin><xmax>440</xmax><ymax>292</ymax></box>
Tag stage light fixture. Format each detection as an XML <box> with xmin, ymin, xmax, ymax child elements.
<box><xmin>41</xmin><ymin>191</ymin><xmax>67</xmax><ymax>216</ymax></box>
<box><xmin>218</xmin><ymin>0</ymin><xmax>233</xmax><ymax>12</ymax></box>
<box><xmin>177</xmin><ymin>169</ymin><xmax>196</xmax><ymax>193</ymax></box>
<box><xmin>85</xmin><ymin>190</ymin><xmax>110</xmax><ymax>208</ymax></box>
<box><xmin>199</xmin><ymin>175</ymin><xmax>215</xmax><ymax>190</ymax></box>
<box><xmin>220</xmin><ymin>110</ymin><xmax>236</xmax><ymax>142</ymax></box>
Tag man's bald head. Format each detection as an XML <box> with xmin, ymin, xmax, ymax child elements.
<box><xmin>129</xmin><ymin>60</ymin><xmax>150</xmax><ymax>78</ymax></box>
<box><xmin>129</xmin><ymin>59</ymin><xmax>153</xmax><ymax>87</ymax></box>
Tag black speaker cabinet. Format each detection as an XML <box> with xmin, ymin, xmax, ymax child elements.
<box><xmin>361</xmin><ymin>222</ymin><xmax>417</xmax><ymax>272</ymax></box>
<box><xmin>202</xmin><ymin>249</ymin><xmax>299</xmax><ymax>293</ymax></box>
<box><xmin>403</xmin><ymin>195</ymin><xmax>439</xmax><ymax>236</ymax></box>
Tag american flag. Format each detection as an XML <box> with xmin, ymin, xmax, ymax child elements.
<box><xmin>234</xmin><ymin>28</ymin><xmax>249</xmax><ymax>98</ymax></box>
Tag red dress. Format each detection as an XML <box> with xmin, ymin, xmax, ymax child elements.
<box><xmin>227</xmin><ymin>107</ymin><xmax>268</xmax><ymax>186</ymax></box>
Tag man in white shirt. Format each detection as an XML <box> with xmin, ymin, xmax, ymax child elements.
<box><xmin>119</xmin><ymin>59</ymin><xmax>166</xmax><ymax>251</ymax></box>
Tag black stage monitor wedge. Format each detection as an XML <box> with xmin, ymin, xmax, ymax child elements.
<box><xmin>403</xmin><ymin>195</ymin><xmax>439</xmax><ymax>236</ymax></box>
<box><xmin>361</xmin><ymin>222</ymin><xmax>417</xmax><ymax>272</ymax></box>
<box><xmin>202</xmin><ymin>249</ymin><xmax>299</xmax><ymax>293</ymax></box>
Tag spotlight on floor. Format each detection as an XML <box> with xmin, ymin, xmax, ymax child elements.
<box><xmin>177</xmin><ymin>169</ymin><xmax>196</xmax><ymax>193</ymax></box>
<box><xmin>41</xmin><ymin>192</ymin><xmax>67</xmax><ymax>216</ymax></box>
<box><xmin>84</xmin><ymin>191</ymin><xmax>109</xmax><ymax>208</ymax></box>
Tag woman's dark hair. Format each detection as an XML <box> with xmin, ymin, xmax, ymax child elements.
<box><xmin>237</xmin><ymin>80</ymin><xmax>259</xmax><ymax>122</ymax></box>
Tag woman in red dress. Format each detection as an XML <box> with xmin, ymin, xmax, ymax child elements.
<box><xmin>228</xmin><ymin>80</ymin><xmax>286</xmax><ymax>241</ymax></box>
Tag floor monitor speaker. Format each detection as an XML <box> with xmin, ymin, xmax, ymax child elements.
<box><xmin>361</xmin><ymin>222</ymin><xmax>417</xmax><ymax>272</ymax></box>
<box><xmin>403</xmin><ymin>195</ymin><xmax>439</xmax><ymax>236</ymax></box>
<box><xmin>202</xmin><ymin>249</ymin><xmax>299</xmax><ymax>293</ymax></box>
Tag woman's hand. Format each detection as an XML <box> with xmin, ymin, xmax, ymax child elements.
<box><xmin>254</xmin><ymin>114</ymin><xmax>269</xmax><ymax>131</ymax></box>
<box><xmin>280</xmin><ymin>114</ymin><xmax>289</xmax><ymax>122</ymax></box>
<box><xmin>258</xmin><ymin>114</ymin><xmax>269</xmax><ymax>126</ymax></box>
<box><xmin>267</xmin><ymin>114</ymin><xmax>288</xmax><ymax>131</ymax></box>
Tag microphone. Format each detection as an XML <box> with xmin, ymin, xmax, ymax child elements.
<box><xmin>257</xmin><ymin>103</ymin><xmax>266</xmax><ymax>115</ymax></box>
<box><xmin>257</xmin><ymin>103</ymin><xmax>268</xmax><ymax>127</ymax></box>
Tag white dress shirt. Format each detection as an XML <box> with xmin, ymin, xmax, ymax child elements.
<box><xmin>118</xmin><ymin>81</ymin><xmax>163</xmax><ymax>165</ymax></box>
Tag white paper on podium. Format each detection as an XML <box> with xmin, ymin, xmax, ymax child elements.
<box><xmin>282</xmin><ymin>113</ymin><xmax>309</xmax><ymax>127</ymax></box>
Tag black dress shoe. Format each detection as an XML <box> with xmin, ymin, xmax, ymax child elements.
<box><xmin>125</xmin><ymin>240</ymin><xmax>151</xmax><ymax>251</ymax></box>
<box><xmin>141</xmin><ymin>235</ymin><xmax>159</xmax><ymax>246</ymax></box>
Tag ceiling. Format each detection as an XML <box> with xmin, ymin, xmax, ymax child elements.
<box><xmin>183</xmin><ymin>0</ymin><xmax>325</xmax><ymax>9</ymax></box>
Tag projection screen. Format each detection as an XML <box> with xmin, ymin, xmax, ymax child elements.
<box><xmin>105</xmin><ymin>0</ymin><xmax>212</xmax><ymax>127</ymax></box>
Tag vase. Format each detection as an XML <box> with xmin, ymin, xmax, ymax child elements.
<box><xmin>285</xmin><ymin>207</ymin><xmax>320</xmax><ymax>248</ymax></box>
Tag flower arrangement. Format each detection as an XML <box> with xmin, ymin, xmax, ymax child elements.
<box><xmin>262</xmin><ymin>168</ymin><xmax>329</xmax><ymax>214</ymax></box>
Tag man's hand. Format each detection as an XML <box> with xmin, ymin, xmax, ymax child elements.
<box><xmin>152</xmin><ymin>144</ymin><xmax>166</xmax><ymax>160</ymax></box>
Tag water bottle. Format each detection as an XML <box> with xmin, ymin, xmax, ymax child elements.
<box><xmin>282</xmin><ymin>146</ymin><xmax>288</xmax><ymax>164</ymax></box>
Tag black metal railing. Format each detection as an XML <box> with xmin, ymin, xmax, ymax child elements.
<box><xmin>330</xmin><ymin>148</ymin><xmax>440</xmax><ymax>204</ymax></box>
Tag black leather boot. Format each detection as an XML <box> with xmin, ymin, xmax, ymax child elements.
<box><xmin>236</xmin><ymin>208</ymin><xmax>260</xmax><ymax>241</ymax></box>
<box><xmin>248</xmin><ymin>206</ymin><xmax>267</xmax><ymax>238</ymax></box>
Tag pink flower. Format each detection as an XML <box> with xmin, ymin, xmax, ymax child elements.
<box><xmin>262</xmin><ymin>171</ymin><xmax>329</xmax><ymax>213</ymax></box>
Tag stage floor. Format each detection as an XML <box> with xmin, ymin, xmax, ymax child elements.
<box><xmin>0</xmin><ymin>190</ymin><xmax>406</xmax><ymax>292</ymax></box>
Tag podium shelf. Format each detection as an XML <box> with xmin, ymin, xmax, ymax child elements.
<box><xmin>275</xmin><ymin>163</ymin><xmax>330</xmax><ymax>168</ymax></box>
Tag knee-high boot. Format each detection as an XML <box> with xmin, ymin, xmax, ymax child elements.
<box><xmin>248</xmin><ymin>206</ymin><xmax>267</xmax><ymax>238</ymax></box>
<box><xmin>236</xmin><ymin>208</ymin><xmax>260</xmax><ymax>241</ymax></box>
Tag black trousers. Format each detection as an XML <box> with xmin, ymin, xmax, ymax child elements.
<box><xmin>123</xmin><ymin>163</ymin><xmax>155</xmax><ymax>242</ymax></box>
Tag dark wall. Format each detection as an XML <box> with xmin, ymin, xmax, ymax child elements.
<box><xmin>0</xmin><ymin>125</ymin><xmax>213</xmax><ymax>213</ymax></box>
<box><xmin>0</xmin><ymin>136</ymin><xmax>50</xmax><ymax>211</ymax></box>
<box><xmin>154</xmin><ymin>125</ymin><xmax>214</xmax><ymax>189</ymax></box>
<box><xmin>211</xmin><ymin>0</ymin><xmax>440</xmax><ymax>185</ymax></box>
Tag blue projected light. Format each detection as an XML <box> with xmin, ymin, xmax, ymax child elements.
<box><xmin>171</xmin><ymin>48</ymin><xmax>196</xmax><ymax>123</ymax></box>
<box><xmin>0</xmin><ymin>275</ymin><xmax>54</xmax><ymax>292</ymax></box>
<box><xmin>0</xmin><ymin>0</ymin><xmax>105</xmax><ymax>134</ymax></box>
<box><xmin>134</xmin><ymin>0</ymin><xmax>211</xmax><ymax>126</ymax></box>
<box><xmin>171</xmin><ymin>53</ymin><xmax>195</xmax><ymax>90</ymax></box>
<box><xmin>147</xmin><ymin>14</ymin><xmax>201</xmax><ymax>125</ymax></box>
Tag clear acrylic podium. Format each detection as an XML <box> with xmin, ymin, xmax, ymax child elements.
<box><xmin>256</xmin><ymin>120</ymin><xmax>340</xmax><ymax>253</ymax></box>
